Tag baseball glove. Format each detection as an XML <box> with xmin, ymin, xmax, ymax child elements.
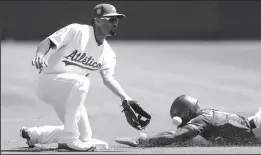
<box><xmin>121</xmin><ymin>100</ymin><xmax>151</xmax><ymax>130</ymax></box>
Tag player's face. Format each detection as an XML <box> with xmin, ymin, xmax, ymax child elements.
<box><xmin>178</xmin><ymin>110</ymin><xmax>197</xmax><ymax>128</ymax></box>
<box><xmin>99</xmin><ymin>17</ymin><xmax>119</xmax><ymax>36</ymax></box>
<box><xmin>171</xmin><ymin>107</ymin><xmax>197</xmax><ymax>128</ymax></box>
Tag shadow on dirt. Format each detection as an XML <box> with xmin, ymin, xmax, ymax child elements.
<box><xmin>1</xmin><ymin>147</ymin><xmax>125</xmax><ymax>153</ymax></box>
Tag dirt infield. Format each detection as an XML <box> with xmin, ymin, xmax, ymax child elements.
<box><xmin>2</xmin><ymin>147</ymin><xmax>261</xmax><ymax>154</ymax></box>
<box><xmin>1</xmin><ymin>40</ymin><xmax>261</xmax><ymax>154</ymax></box>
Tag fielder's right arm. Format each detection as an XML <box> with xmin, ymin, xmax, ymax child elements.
<box><xmin>100</xmin><ymin>68</ymin><xmax>132</xmax><ymax>101</ymax></box>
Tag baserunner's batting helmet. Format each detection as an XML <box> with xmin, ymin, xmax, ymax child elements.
<box><xmin>170</xmin><ymin>95</ymin><xmax>200</xmax><ymax>127</ymax></box>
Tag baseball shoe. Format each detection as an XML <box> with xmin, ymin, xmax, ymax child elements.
<box><xmin>20</xmin><ymin>127</ymin><xmax>35</xmax><ymax>148</ymax></box>
<box><xmin>58</xmin><ymin>139</ymin><xmax>96</xmax><ymax>152</ymax></box>
<box><xmin>115</xmin><ymin>137</ymin><xmax>140</xmax><ymax>147</ymax></box>
<box><xmin>254</xmin><ymin>107</ymin><xmax>261</xmax><ymax>127</ymax></box>
<box><xmin>249</xmin><ymin>107</ymin><xmax>261</xmax><ymax>128</ymax></box>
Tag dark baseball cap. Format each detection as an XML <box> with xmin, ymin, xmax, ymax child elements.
<box><xmin>93</xmin><ymin>3</ymin><xmax>126</xmax><ymax>19</ymax></box>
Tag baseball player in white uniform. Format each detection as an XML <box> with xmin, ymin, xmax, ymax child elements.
<box><xmin>20</xmin><ymin>3</ymin><xmax>134</xmax><ymax>151</ymax></box>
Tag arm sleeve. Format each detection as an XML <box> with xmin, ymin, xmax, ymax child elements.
<box><xmin>47</xmin><ymin>24</ymin><xmax>79</xmax><ymax>50</ymax></box>
<box><xmin>146</xmin><ymin>126</ymin><xmax>200</xmax><ymax>147</ymax></box>
<box><xmin>100</xmin><ymin>43</ymin><xmax>117</xmax><ymax>72</ymax></box>
<box><xmin>186</xmin><ymin>115</ymin><xmax>214</xmax><ymax>134</ymax></box>
<box><xmin>101</xmin><ymin>55</ymin><xmax>116</xmax><ymax>70</ymax></box>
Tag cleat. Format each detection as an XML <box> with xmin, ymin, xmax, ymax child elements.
<box><xmin>115</xmin><ymin>137</ymin><xmax>139</xmax><ymax>147</ymax></box>
<box><xmin>250</xmin><ymin>107</ymin><xmax>261</xmax><ymax>129</ymax></box>
<box><xmin>20</xmin><ymin>127</ymin><xmax>35</xmax><ymax>148</ymax></box>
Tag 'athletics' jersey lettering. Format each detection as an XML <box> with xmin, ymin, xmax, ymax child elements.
<box><xmin>64</xmin><ymin>50</ymin><xmax>102</xmax><ymax>70</ymax></box>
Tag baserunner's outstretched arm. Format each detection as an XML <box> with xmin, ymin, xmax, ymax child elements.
<box><xmin>145</xmin><ymin>126</ymin><xmax>200</xmax><ymax>146</ymax></box>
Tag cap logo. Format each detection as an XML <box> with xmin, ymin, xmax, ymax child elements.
<box><xmin>96</xmin><ymin>8</ymin><xmax>102</xmax><ymax>15</ymax></box>
<box><xmin>111</xmin><ymin>6</ymin><xmax>116</xmax><ymax>12</ymax></box>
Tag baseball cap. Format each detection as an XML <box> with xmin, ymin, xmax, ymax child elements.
<box><xmin>93</xmin><ymin>3</ymin><xmax>126</xmax><ymax>19</ymax></box>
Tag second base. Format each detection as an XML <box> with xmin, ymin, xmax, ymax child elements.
<box><xmin>90</xmin><ymin>138</ymin><xmax>109</xmax><ymax>150</ymax></box>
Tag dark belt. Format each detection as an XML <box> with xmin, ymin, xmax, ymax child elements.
<box><xmin>249</xmin><ymin>119</ymin><xmax>257</xmax><ymax>129</ymax></box>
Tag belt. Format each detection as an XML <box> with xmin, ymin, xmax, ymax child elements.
<box><xmin>249</xmin><ymin>119</ymin><xmax>257</xmax><ymax>129</ymax></box>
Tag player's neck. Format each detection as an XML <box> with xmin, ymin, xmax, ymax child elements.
<box><xmin>93</xmin><ymin>25</ymin><xmax>106</xmax><ymax>46</ymax></box>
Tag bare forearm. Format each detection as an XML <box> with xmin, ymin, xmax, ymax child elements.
<box><xmin>103</xmin><ymin>76</ymin><xmax>131</xmax><ymax>101</ymax></box>
<box><xmin>36</xmin><ymin>38</ymin><xmax>52</xmax><ymax>56</ymax></box>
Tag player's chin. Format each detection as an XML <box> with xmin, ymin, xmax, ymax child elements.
<box><xmin>109</xmin><ymin>31</ymin><xmax>116</xmax><ymax>36</ymax></box>
<box><xmin>108</xmin><ymin>28</ymin><xmax>117</xmax><ymax>36</ymax></box>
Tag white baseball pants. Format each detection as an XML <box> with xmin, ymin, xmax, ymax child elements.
<box><xmin>27</xmin><ymin>73</ymin><xmax>93</xmax><ymax>149</ymax></box>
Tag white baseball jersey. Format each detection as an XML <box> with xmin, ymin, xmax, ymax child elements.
<box><xmin>42</xmin><ymin>23</ymin><xmax>116</xmax><ymax>76</ymax></box>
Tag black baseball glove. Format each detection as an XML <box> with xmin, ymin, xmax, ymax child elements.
<box><xmin>121</xmin><ymin>100</ymin><xmax>151</xmax><ymax>130</ymax></box>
